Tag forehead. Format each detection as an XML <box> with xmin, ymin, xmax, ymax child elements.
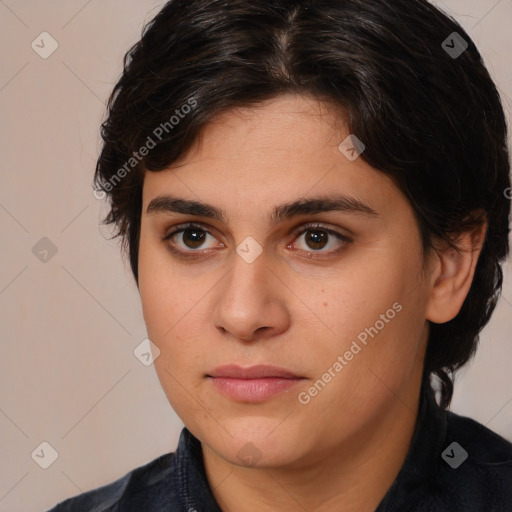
<box><xmin>141</xmin><ymin>94</ymin><xmax>406</xmax><ymax>224</ymax></box>
<box><xmin>185</xmin><ymin>94</ymin><xmax>345</xmax><ymax>158</ymax></box>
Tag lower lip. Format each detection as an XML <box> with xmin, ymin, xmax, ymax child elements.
<box><xmin>208</xmin><ymin>377</ymin><xmax>304</xmax><ymax>402</ymax></box>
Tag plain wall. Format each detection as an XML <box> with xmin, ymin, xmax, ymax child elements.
<box><xmin>0</xmin><ymin>1</ymin><xmax>511</xmax><ymax>511</ymax></box>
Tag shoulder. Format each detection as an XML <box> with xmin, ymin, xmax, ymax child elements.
<box><xmin>46</xmin><ymin>451</ymin><xmax>176</xmax><ymax>512</ymax></box>
<box><xmin>445</xmin><ymin>408</ymin><xmax>512</xmax><ymax>463</ymax></box>
<box><xmin>428</xmin><ymin>408</ymin><xmax>512</xmax><ymax>511</ymax></box>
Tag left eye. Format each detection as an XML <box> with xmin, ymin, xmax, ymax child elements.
<box><xmin>289</xmin><ymin>225</ymin><xmax>351</xmax><ymax>255</ymax></box>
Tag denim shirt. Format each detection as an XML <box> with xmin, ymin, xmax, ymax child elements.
<box><xmin>47</xmin><ymin>384</ymin><xmax>512</xmax><ymax>511</ymax></box>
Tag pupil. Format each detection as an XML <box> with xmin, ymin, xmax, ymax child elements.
<box><xmin>306</xmin><ymin>230</ymin><xmax>327</xmax><ymax>250</ymax></box>
<box><xmin>184</xmin><ymin>229</ymin><xmax>205</xmax><ymax>248</ymax></box>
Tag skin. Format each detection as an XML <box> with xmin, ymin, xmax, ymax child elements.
<box><xmin>138</xmin><ymin>94</ymin><xmax>486</xmax><ymax>511</ymax></box>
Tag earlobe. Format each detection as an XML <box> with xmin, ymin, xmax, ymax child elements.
<box><xmin>425</xmin><ymin>222</ymin><xmax>487</xmax><ymax>324</ymax></box>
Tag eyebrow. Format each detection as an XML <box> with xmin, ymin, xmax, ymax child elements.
<box><xmin>146</xmin><ymin>194</ymin><xmax>379</xmax><ymax>224</ymax></box>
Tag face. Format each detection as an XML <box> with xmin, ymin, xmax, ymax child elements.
<box><xmin>138</xmin><ymin>94</ymin><xmax>433</xmax><ymax>469</ymax></box>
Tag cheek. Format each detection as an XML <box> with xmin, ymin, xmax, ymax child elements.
<box><xmin>138</xmin><ymin>264</ymin><xmax>169</xmax><ymax>338</ymax></box>
<box><xmin>291</xmin><ymin>260</ymin><xmax>404</xmax><ymax>344</ymax></box>
<box><xmin>137</xmin><ymin>234</ymin><xmax>211</xmax><ymax>366</ymax></box>
<box><xmin>138</xmin><ymin>246</ymin><xmax>203</xmax><ymax>416</ymax></box>
<box><xmin>138</xmin><ymin>234</ymin><xmax>180</xmax><ymax>342</ymax></box>
<box><xmin>296</xmin><ymin>245</ymin><xmax>425</xmax><ymax>382</ymax></box>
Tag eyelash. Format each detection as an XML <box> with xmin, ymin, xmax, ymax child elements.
<box><xmin>161</xmin><ymin>222</ymin><xmax>352</xmax><ymax>260</ymax></box>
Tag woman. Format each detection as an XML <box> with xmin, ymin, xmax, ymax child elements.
<box><xmin>49</xmin><ymin>0</ymin><xmax>512</xmax><ymax>510</ymax></box>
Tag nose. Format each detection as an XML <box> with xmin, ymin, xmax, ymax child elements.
<box><xmin>211</xmin><ymin>249</ymin><xmax>291</xmax><ymax>343</ymax></box>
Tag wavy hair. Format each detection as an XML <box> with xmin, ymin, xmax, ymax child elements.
<box><xmin>94</xmin><ymin>0</ymin><xmax>511</xmax><ymax>408</ymax></box>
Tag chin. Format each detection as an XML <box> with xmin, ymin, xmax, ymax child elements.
<box><xmin>199</xmin><ymin>419</ymin><xmax>302</xmax><ymax>465</ymax></box>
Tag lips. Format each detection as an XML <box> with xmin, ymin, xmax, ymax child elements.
<box><xmin>207</xmin><ymin>364</ymin><xmax>302</xmax><ymax>379</ymax></box>
<box><xmin>206</xmin><ymin>364</ymin><xmax>306</xmax><ymax>403</ymax></box>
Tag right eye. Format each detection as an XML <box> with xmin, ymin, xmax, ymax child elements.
<box><xmin>162</xmin><ymin>223</ymin><xmax>224</xmax><ymax>257</ymax></box>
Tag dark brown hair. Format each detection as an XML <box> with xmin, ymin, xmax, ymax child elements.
<box><xmin>94</xmin><ymin>0</ymin><xmax>511</xmax><ymax>408</ymax></box>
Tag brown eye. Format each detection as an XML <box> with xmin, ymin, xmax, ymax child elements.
<box><xmin>181</xmin><ymin>228</ymin><xmax>207</xmax><ymax>249</ymax></box>
<box><xmin>162</xmin><ymin>223</ymin><xmax>220</xmax><ymax>256</ymax></box>
<box><xmin>289</xmin><ymin>223</ymin><xmax>352</xmax><ymax>258</ymax></box>
<box><xmin>304</xmin><ymin>229</ymin><xmax>329</xmax><ymax>250</ymax></box>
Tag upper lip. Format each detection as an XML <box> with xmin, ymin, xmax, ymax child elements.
<box><xmin>207</xmin><ymin>364</ymin><xmax>302</xmax><ymax>379</ymax></box>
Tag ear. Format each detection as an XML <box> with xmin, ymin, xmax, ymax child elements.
<box><xmin>425</xmin><ymin>220</ymin><xmax>487</xmax><ymax>324</ymax></box>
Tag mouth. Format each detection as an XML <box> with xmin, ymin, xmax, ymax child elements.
<box><xmin>206</xmin><ymin>364</ymin><xmax>306</xmax><ymax>403</ymax></box>
<box><xmin>207</xmin><ymin>364</ymin><xmax>303</xmax><ymax>379</ymax></box>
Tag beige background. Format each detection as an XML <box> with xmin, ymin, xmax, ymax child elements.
<box><xmin>0</xmin><ymin>1</ymin><xmax>511</xmax><ymax>511</ymax></box>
